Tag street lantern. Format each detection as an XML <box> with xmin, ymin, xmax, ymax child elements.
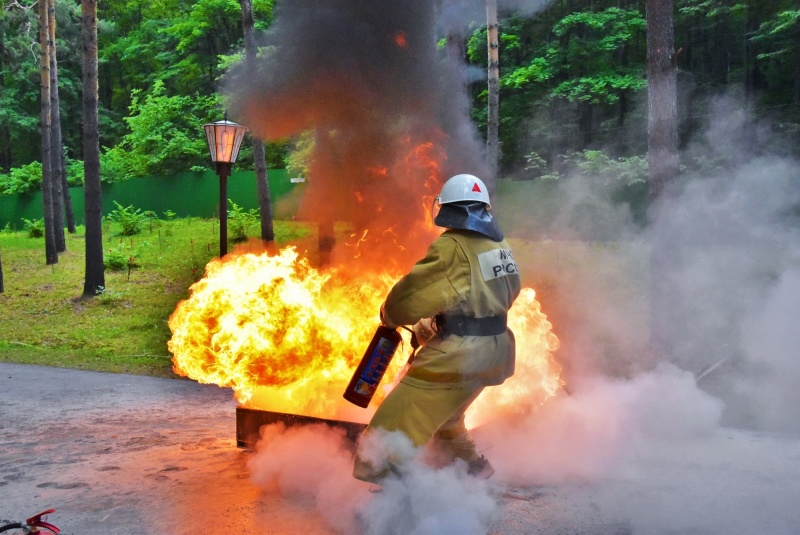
<box><xmin>203</xmin><ymin>118</ymin><xmax>247</xmax><ymax>256</ymax></box>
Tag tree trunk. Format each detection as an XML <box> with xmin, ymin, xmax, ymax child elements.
<box><xmin>240</xmin><ymin>0</ymin><xmax>274</xmax><ymax>245</ymax></box>
<box><xmin>578</xmin><ymin>101</ymin><xmax>593</xmax><ymax>148</ymax></box>
<box><xmin>485</xmin><ymin>0</ymin><xmax>500</xmax><ymax>190</ymax></box>
<box><xmin>0</xmin><ymin>247</ymin><xmax>4</xmax><ymax>294</ymax></box>
<box><xmin>646</xmin><ymin>0</ymin><xmax>682</xmax><ymax>361</ymax></box>
<box><xmin>48</xmin><ymin>0</ymin><xmax>66</xmax><ymax>251</ymax></box>
<box><xmin>794</xmin><ymin>22</ymin><xmax>800</xmax><ymax>104</ymax></box>
<box><xmin>0</xmin><ymin>24</ymin><xmax>10</xmax><ymax>171</ymax></box>
<box><xmin>50</xmin><ymin>2</ymin><xmax>76</xmax><ymax>235</ymax></box>
<box><xmin>646</xmin><ymin>0</ymin><xmax>678</xmax><ymax>202</ymax></box>
<box><xmin>82</xmin><ymin>0</ymin><xmax>105</xmax><ymax>297</ymax></box>
<box><xmin>60</xmin><ymin>142</ymin><xmax>76</xmax><ymax>233</ymax></box>
<box><xmin>445</xmin><ymin>26</ymin><xmax>466</xmax><ymax>65</ymax></box>
<box><xmin>39</xmin><ymin>0</ymin><xmax>57</xmax><ymax>265</ymax></box>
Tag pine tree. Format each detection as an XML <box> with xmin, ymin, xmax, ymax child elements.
<box><xmin>82</xmin><ymin>0</ymin><xmax>105</xmax><ymax>297</ymax></box>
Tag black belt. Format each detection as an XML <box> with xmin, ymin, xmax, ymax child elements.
<box><xmin>435</xmin><ymin>314</ymin><xmax>507</xmax><ymax>337</ymax></box>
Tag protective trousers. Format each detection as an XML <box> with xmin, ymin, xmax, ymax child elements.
<box><xmin>352</xmin><ymin>381</ymin><xmax>484</xmax><ymax>483</ymax></box>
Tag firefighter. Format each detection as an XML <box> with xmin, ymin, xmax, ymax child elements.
<box><xmin>353</xmin><ymin>173</ymin><xmax>521</xmax><ymax>484</ymax></box>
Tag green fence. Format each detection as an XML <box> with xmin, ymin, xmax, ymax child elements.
<box><xmin>0</xmin><ymin>169</ymin><xmax>302</xmax><ymax>230</ymax></box>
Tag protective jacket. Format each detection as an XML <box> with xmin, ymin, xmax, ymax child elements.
<box><xmin>382</xmin><ymin>228</ymin><xmax>521</xmax><ymax>388</ymax></box>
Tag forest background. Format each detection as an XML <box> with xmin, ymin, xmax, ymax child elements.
<box><xmin>1</xmin><ymin>0</ymin><xmax>798</xmax><ymax>197</ymax></box>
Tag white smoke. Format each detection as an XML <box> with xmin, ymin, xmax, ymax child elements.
<box><xmin>247</xmin><ymin>423</ymin><xmax>365</xmax><ymax>533</ymax></box>
<box><xmin>477</xmin><ymin>364</ymin><xmax>724</xmax><ymax>485</ymax></box>
<box><xmin>500</xmin><ymin>93</ymin><xmax>800</xmax><ymax>434</ymax></box>
<box><xmin>439</xmin><ymin>0</ymin><xmax>554</xmax><ymax>35</ymax></box>
<box><xmin>737</xmin><ymin>268</ymin><xmax>800</xmax><ymax>433</ymax></box>
<box><xmin>360</xmin><ymin>464</ymin><xmax>497</xmax><ymax>535</ymax></box>
<box><xmin>248</xmin><ymin>423</ymin><xmax>499</xmax><ymax>535</ymax></box>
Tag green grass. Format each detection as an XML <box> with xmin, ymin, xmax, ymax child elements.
<box><xmin>0</xmin><ymin>218</ymin><xmax>313</xmax><ymax>378</ymax></box>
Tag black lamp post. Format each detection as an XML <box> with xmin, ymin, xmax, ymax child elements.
<box><xmin>203</xmin><ymin>118</ymin><xmax>247</xmax><ymax>256</ymax></box>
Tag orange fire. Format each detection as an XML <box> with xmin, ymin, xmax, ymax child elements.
<box><xmin>168</xmin><ymin>245</ymin><xmax>401</xmax><ymax>422</ymax></box>
<box><xmin>168</xmin><ymin>135</ymin><xmax>562</xmax><ymax>424</ymax></box>
<box><xmin>168</xmin><ymin>246</ymin><xmax>562</xmax><ymax>425</ymax></box>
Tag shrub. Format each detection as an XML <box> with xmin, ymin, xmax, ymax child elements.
<box><xmin>65</xmin><ymin>157</ymin><xmax>86</xmax><ymax>187</ymax></box>
<box><xmin>107</xmin><ymin>201</ymin><xmax>151</xmax><ymax>236</ymax></box>
<box><xmin>104</xmin><ymin>241</ymin><xmax>148</xmax><ymax>271</ymax></box>
<box><xmin>228</xmin><ymin>200</ymin><xmax>259</xmax><ymax>243</ymax></box>
<box><xmin>523</xmin><ymin>152</ymin><xmax>563</xmax><ymax>181</ymax></box>
<box><xmin>21</xmin><ymin>217</ymin><xmax>45</xmax><ymax>238</ymax></box>
<box><xmin>95</xmin><ymin>286</ymin><xmax>127</xmax><ymax>306</ymax></box>
<box><xmin>561</xmin><ymin>150</ymin><xmax>647</xmax><ymax>186</ymax></box>
<box><xmin>1</xmin><ymin>162</ymin><xmax>42</xmax><ymax>195</ymax></box>
<box><xmin>0</xmin><ymin>157</ymin><xmax>85</xmax><ymax>195</ymax></box>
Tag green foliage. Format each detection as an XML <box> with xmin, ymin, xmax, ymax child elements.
<box><xmin>678</xmin><ymin>1</ymin><xmax>748</xmax><ymax>19</ymax></box>
<box><xmin>97</xmin><ymin>0</ymin><xmax>271</xmax><ymax>116</ymax></box>
<box><xmin>0</xmin><ymin>157</ymin><xmax>86</xmax><ymax>195</ymax></box>
<box><xmin>752</xmin><ymin>10</ymin><xmax>800</xmax><ymax>59</ymax></box>
<box><xmin>523</xmin><ymin>152</ymin><xmax>561</xmax><ymax>181</ymax></box>
<box><xmin>1</xmin><ymin>1</ymin><xmax>84</xmax><ymax>171</ymax></box>
<box><xmin>284</xmin><ymin>132</ymin><xmax>315</xmax><ymax>178</ymax></box>
<box><xmin>273</xmin><ymin>222</ymin><xmax>310</xmax><ymax>243</ymax></box>
<box><xmin>561</xmin><ymin>150</ymin><xmax>648</xmax><ymax>186</ymax></box>
<box><xmin>100</xmin><ymin>80</ymin><xmax>221</xmax><ymax>181</ymax></box>
<box><xmin>65</xmin><ymin>157</ymin><xmax>86</xmax><ymax>187</ymax></box>
<box><xmin>2</xmin><ymin>0</ymin><xmax>800</xmax><ymax>187</ymax></box>
<box><xmin>500</xmin><ymin>7</ymin><xmax>646</xmax><ymax>99</ymax></box>
<box><xmin>546</xmin><ymin>7</ymin><xmax>646</xmax><ymax>103</ymax></box>
<box><xmin>104</xmin><ymin>241</ymin><xmax>149</xmax><ymax>271</ymax></box>
<box><xmin>265</xmin><ymin>140</ymin><xmax>292</xmax><ymax>170</ymax></box>
<box><xmin>228</xmin><ymin>200</ymin><xmax>259</xmax><ymax>243</ymax></box>
<box><xmin>502</xmin><ymin>58</ymin><xmax>553</xmax><ymax>89</ymax></box>
<box><xmin>756</xmin><ymin>9</ymin><xmax>800</xmax><ymax>37</ymax></box>
<box><xmin>0</xmin><ymin>162</ymin><xmax>42</xmax><ymax>195</ymax></box>
<box><xmin>687</xmin><ymin>155</ymin><xmax>730</xmax><ymax>176</ymax></box>
<box><xmin>0</xmin><ymin>3</ymin><xmax>70</xmax><ymax>168</ymax></box>
<box><xmin>466</xmin><ymin>28</ymin><xmax>488</xmax><ymax>64</ymax></box>
<box><xmin>21</xmin><ymin>218</ymin><xmax>45</xmax><ymax>239</ymax></box>
<box><xmin>523</xmin><ymin>150</ymin><xmax>647</xmax><ymax>186</ymax></box>
<box><xmin>551</xmin><ymin>73</ymin><xmax>647</xmax><ymax>104</ymax></box>
<box><xmin>96</xmin><ymin>287</ymin><xmax>128</xmax><ymax>306</ymax></box>
<box><xmin>479</xmin><ymin>6</ymin><xmax>650</xmax><ymax>168</ymax></box>
<box><xmin>552</xmin><ymin>8</ymin><xmax>646</xmax><ymax>47</ymax></box>
<box><xmin>106</xmin><ymin>201</ymin><xmax>152</xmax><ymax>236</ymax></box>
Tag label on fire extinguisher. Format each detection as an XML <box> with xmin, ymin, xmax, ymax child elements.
<box><xmin>344</xmin><ymin>325</ymin><xmax>402</xmax><ymax>408</ymax></box>
<box><xmin>351</xmin><ymin>336</ymin><xmax>396</xmax><ymax>398</ymax></box>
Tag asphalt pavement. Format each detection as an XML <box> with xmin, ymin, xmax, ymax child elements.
<box><xmin>1</xmin><ymin>363</ymin><xmax>799</xmax><ymax>535</ymax></box>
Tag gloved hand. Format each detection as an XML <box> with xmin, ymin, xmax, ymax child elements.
<box><xmin>379</xmin><ymin>302</ymin><xmax>397</xmax><ymax>328</ymax></box>
<box><xmin>412</xmin><ymin>317</ymin><xmax>437</xmax><ymax>346</ymax></box>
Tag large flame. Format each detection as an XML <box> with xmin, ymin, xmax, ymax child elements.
<box><xmin>169</xmin><ymin>133</ymin><xmax>562</xmax><ymax>423</ymax></box>
<box><xmin>168</xmin><ymin>245</ymin><xmax>562</xmax><ymax>425</ymax></box>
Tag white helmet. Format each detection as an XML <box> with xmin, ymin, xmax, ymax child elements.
<box><xmin>436</xmin><ymin>174</ymin><xmax>491</xmax><ymax>208</ymax></box>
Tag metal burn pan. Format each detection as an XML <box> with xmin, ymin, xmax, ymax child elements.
<box><xmin>236</xmin><ymin>406</ymin><xmax>367</xmax><ymax>449</ymax></box>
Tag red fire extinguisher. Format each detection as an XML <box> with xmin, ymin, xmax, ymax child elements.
<box><xmin>343</xmin><ymin>324</ymin><xmax>403</xmax><ymax>408</ymax></box>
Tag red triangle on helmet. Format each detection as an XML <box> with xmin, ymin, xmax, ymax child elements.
<box><xmin>472</xmin><ymin>182</ymin><xmax>482</xmax><ymax>193</ymax></box>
